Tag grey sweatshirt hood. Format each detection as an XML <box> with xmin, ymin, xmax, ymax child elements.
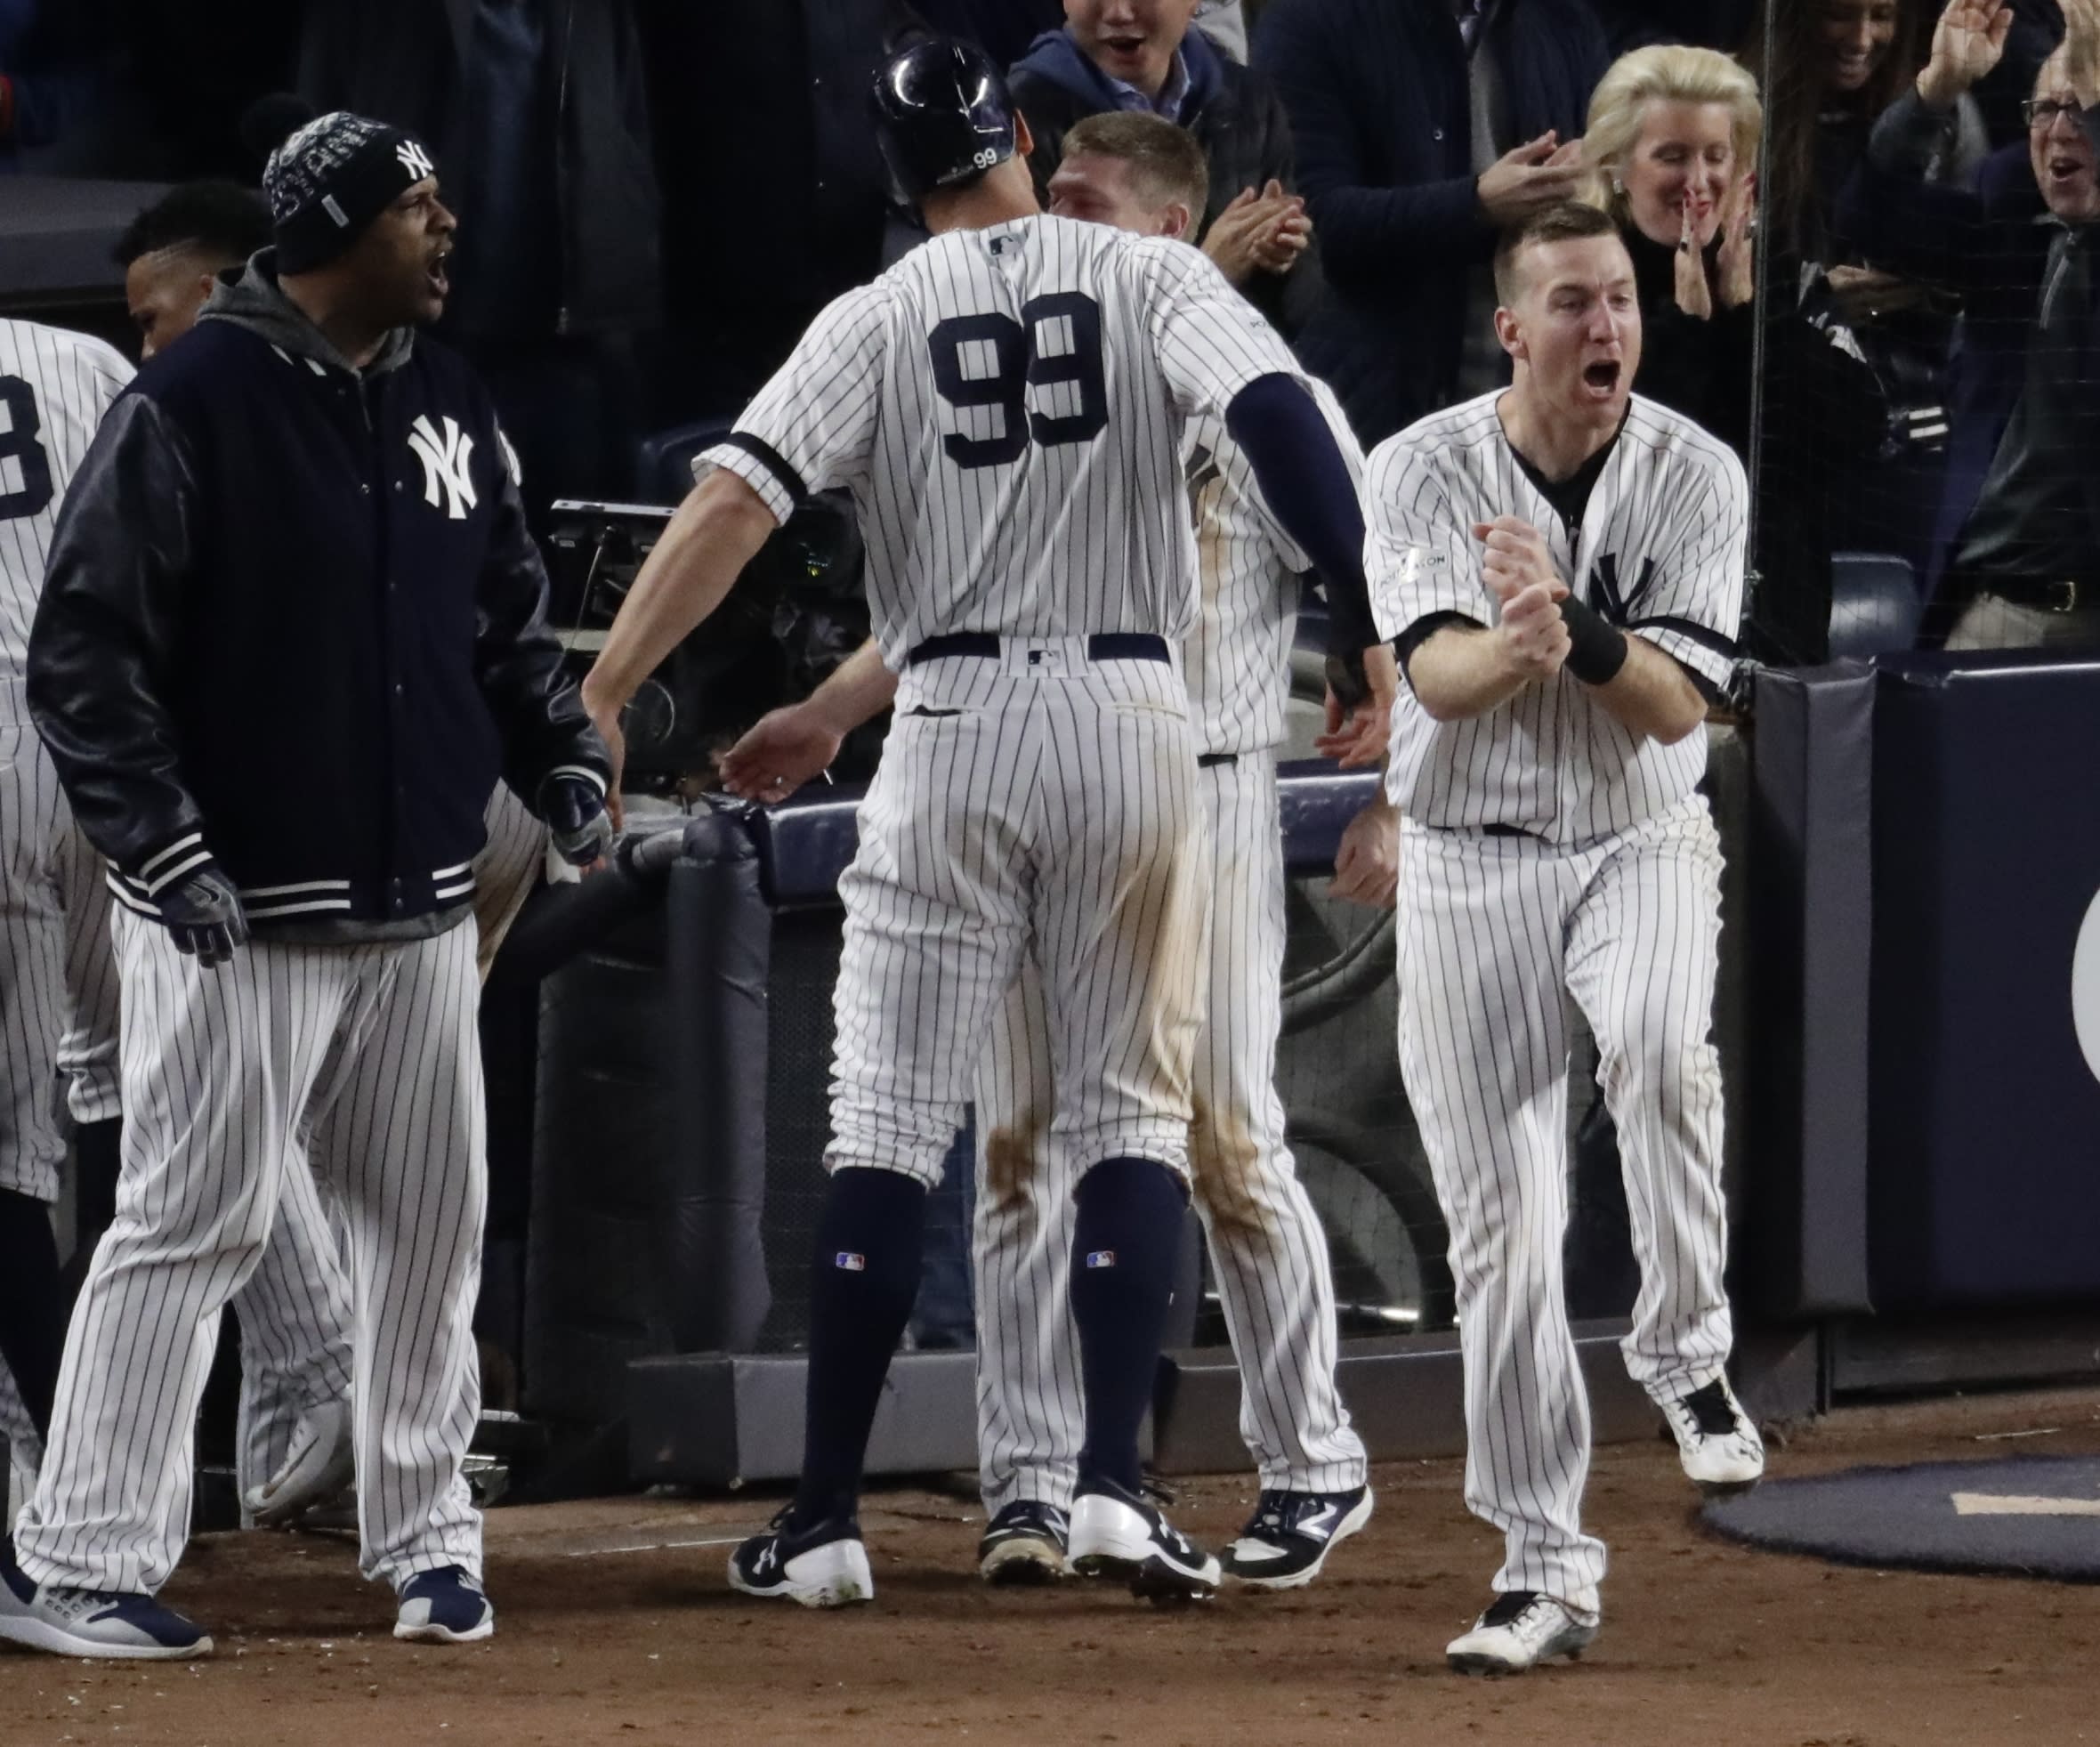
<box><xmin>198</xmin><ymin>247</ymin><xmax>416</xmax><ymax>377</ymax></box>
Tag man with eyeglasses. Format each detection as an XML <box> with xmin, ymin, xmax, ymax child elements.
<box><xmin>1839</xmin><ymin>0</ymin><xmax>2100</xmax><ymax>649</ymax></box>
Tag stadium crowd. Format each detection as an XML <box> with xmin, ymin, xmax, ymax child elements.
<box><xmin>8</xmin><ymin>0</ymin><xmax>2096</xmax><ymax>659</ymax></box>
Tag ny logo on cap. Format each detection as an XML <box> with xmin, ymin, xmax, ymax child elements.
<box><xmin>408</xmin><ymin>415</ymin><xmax>476</xmax><ymax>520</ymax></box>
<box><xmin>396</xmin><ymin>139</ymin><xmax>435</xmax><ymax>182</ymax></box>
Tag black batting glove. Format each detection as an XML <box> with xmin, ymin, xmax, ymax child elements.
<box><xmin>158</xmin><ymin>864</ymin><xmax>249</xmax><ymax>968</ymax></box>
<box><xmin>539</xmin><ymin>772</ymin><xmax>613</xmax><ymax>868</ymax></box>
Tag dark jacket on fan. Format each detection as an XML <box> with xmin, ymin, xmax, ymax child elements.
<box><xmin>1007</xmin><ymin>26</ymin><xmax>1322</xmax><ymax>338</ymax></box>
<box><xmin>27</xmin><ymin>256</ymin><xmax>609</xmax><ymax>942</ymax></box>
<box><xmin>295</xmin><ymin>0</ymin><xmax>660</xmax><ymax>339</ymax></box>
<box><xmin>1252</xmin><ymin>0</ymin><xmax>1610</xmax><ymax>443</ymax></box>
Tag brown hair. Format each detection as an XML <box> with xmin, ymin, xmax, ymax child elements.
<box><xmin>1492</xmin><ymin>200</ymin><xmax>1622</xmax><ymax>305</ymax></box>
<box><xmin>1746</xmin><ymin>0</ymin><xmax>1934</xmax><ymax>258</ymax></box>
<box><xmin>1060</xmin><ymin>111</ymin><xmax>1212</xmax><ymax>225</ymax></box>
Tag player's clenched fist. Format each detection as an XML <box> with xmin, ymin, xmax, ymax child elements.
<box><xmin>1474</xmin><ymin>517</ymin><xmax>1570</xmax><ymax>680</ymax></box>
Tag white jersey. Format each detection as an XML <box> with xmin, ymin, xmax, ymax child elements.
<box><xmin>702</xmin><ymin>214</ymin><xmax>1304</xmax><ymax>665</ymax></box>
<box><xmin>0</xmin><ymin>320</ymin><xmax>133</xmax><ymax>699</ymax></box>
<box><xmin>1182</xmin><ymin>377</ymin><xmax>1364</xmax><ymax>758</ymax></box>
<box><xmin>1366</xmin><ymin>392</ymin><xmax>1747</xmax><ymax>845</ymax></box>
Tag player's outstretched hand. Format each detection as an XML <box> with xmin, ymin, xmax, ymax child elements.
<box><xmin>718</xmin><ymin>702</ymin><xmax>845</xmax><ymax>804</ymax></box>
<box><xmin>1315</xmin><ymin>643</ymin><xmax>1398</xmax><ymax>768</ymax></box>
<box><xmin>1331</xmin><ymin>796</ymin><xmax>1400</xmax><ymax>909</ymax></box>
<box><xmin>158</xmin><ymin>864</ymin><xmax>248</xmax><ymax>969</ymax></box>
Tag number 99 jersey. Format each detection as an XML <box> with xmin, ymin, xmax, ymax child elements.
<box><xmin>0</xmin><ymin>320</ymin><xmax>134</xmax><ymax>695</ymax></box>
<box><xmin>698</xmin><ymin>214</ymin><xmax>1308</xmax><ymax>658</ymax></box>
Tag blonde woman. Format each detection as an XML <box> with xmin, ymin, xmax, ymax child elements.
<box><xmin>1582</xmin><ymin>45</ymin><xmax>1764</xmax><ymax>325</ymax></box>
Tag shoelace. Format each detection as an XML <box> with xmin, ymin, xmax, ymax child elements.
<box><xmin>1480</xmin><ymin>1589</ymin><xmax>1547</xmax><ymax>1630</ymax></box>
<box><xmin>42</xmin><ymin>1589</ymin><xmax>119</xmax><ymax>1626</ymax></box>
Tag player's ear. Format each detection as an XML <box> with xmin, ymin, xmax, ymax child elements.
<box><xmin>1495</xmin><ymin>306</ymin><xmax>1525</xmax><ymax>363</ymax></box>
<box><xmin>1159</xmin><ymin>198</ymin><xmax>1194</xmax><ymax>241</ymax></box>
<box><xmin>1014</xmin><ymin>110</ymin><xmax>1035</xmax><ymax>161</ymax></box>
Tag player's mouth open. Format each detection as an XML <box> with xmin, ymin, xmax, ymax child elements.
<box><xmin>427</xmin><ymin>252</ymin><xmax>451</xmax><ymax>295</ymax></box>
<box><xmin>1102</xmin><ymin>33</ymin><xmax>1147</xmax><ymax>57</ymax></box>
<box><xmin>2048</xmin><ymin>155</ymin><xmax>2088</xmax><ymax>185</ymax></box>
<box><xmin>1582</xmin><ymin>360</ymin><xmax>1620</xmax><ymax>393</ymax></box>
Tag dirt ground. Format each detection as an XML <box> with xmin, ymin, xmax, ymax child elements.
<box><xmin>4</xmin><ymin>1387</ymin><xmax>2099</xmax><ymax>1747</ymax></box>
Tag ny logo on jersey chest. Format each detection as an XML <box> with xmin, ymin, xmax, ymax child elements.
<box><xmin>408</xmin><ymin>415</ymin><xmax>477</xmax><ymax>519</ymax></box>
<box><xmin>1587</xmin><ymin>553</ymin><xmax>1657</xmax><ymax>624</ymax></box>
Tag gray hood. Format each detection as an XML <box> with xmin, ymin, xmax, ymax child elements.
<box><xmin>198</xmin><ymin>248</ymin><xmax>416</xmax><ymax>377</ymax></box>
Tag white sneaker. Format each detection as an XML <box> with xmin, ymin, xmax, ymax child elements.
<box><xmin>1446</xmin><ymin>1591</ymin><xmax>1597</xmax><ymax>1675</ymax></box>
<box><xmin>1661</xmin><ymin>1376</ymin><xmax>1765</xmax><ymax>1495</ymax></box>
<box><xmin>246</xmin><ymin>1400</ymin><xmax>356</xmax><ymax>1527</ymax></box>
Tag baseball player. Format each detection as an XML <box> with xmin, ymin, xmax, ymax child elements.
<box><xmin>1366</xmin><ymin>200</ymin><xmax>1762</xmax><ymax>1675</ymax></box>
<box><xmin>0</xmin><ymin>317</ymin><xmax>134</xmax><ymax>1508</ymax></box>
<box><xmin>0</xmin><ymin>114</ymin><xmax>610</xmax><ymax>1661</ymax></box>
<box><xmin>580</xmin><ymin>37</ymin><xmax>1389</xmax><ymax>1610</ymax></box>
<box><xmin>725</xmin><ymin>112</ymin><xmax>1389</xmax><ymax>1588</ymax></box>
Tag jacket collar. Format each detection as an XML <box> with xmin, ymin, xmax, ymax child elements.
<box><xmin>197</xmin><ymin>251</ymin><xmax>417</xmax><ymax>378</ymax></box>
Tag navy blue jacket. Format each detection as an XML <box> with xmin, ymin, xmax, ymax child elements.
<box><xmin>1837</xmin><ymin>103</ymin><xmax>2100</xmax><ymax>611</ymax></box>
<box><xmin>1252</xmin><ymin>0</ymin><xmax>1610</xmax><ymax>443</ymax></box>
<box><xmin>28</xmin><ymin>264</ymin><xmax>607</xmax><ymax>935</ymax></box>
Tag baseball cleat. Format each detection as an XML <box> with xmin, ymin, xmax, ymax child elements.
<box><xmin>1068</xmin><ymin>1477</ymin><xmax>1219</xmax><ymax>1604</ymax></box>
<box><xmin>1446</xmin><ymin>1591</ymin><xmax>1596</xmax><ymax>1676</ymax></box>
<box><xmin>1220</xmin><ymin>1484</ymin><xmax>1373</xmax><ymax>1589</ymax></box>
<box><xmin>246</xmin><ymin>1399</ymin><xmax>357</xmax><ymax>1527</ymax></box>
<box><xmin>393</xmin><ymin>1566</ymin><xmax>495</xmax><ymax>1643</ymax></box>
<box><xmin>1662</xmin><ymin>1375</ymin><xmax>1765</xmax><ymax>1495</ymax></box>
<box><xmin>0</xmin><ymin>1541</ymin><xmax>212</xmax><ymax>1661</ymax></box>
<box><xmin>977</xmin><ymin>1500</ymin><xmax>1070</xmax><ymax>1586</ymax></box>
<box><xmin>728</xmin><ymin>1509</ymin><xmax>874</xmax><ymax>1608</ymax></box>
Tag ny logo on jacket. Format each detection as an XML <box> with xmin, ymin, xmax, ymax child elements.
<box><xmin>408</xmin><ymin>414</ymin><xmax>477</xmax><ymax>519</ymax></box>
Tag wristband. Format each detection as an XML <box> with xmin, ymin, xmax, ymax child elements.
<box><xmin>1559</xmin><ymin>596</ymin><xmax>1629</xmax><ymax>686</ymax></box>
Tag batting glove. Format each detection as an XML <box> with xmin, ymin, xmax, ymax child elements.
<box><xmin>158</xmin><ymin>864</ymin><xmax>249</xmax><ymax>968</ymax></box>
<box><xmin>540</xmin><ymin>772</ymin><xmax>614</xmax><ymax>868</ymax></box>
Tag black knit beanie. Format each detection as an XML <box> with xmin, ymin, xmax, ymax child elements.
<box><xmin>263</xmin><ymin>111</ymin><xmax>439</xmax><ymax>274</ymax></box>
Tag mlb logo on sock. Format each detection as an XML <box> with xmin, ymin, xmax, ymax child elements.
<box><xmin>1085</xmin><ymin>1250</ymin><xmax>1117</xmax><ymax>1268</ymax></box>
<box><xmin>835</xmin><ymin>1251</ymin><xmax>867</xmax><ymax>1272</ymax></box>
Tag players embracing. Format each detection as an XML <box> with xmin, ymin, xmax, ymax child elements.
<box><xmin>1366</xmin><ymin>199</ymin><xmax>1762</xmax><ymax>1674</ymax></box>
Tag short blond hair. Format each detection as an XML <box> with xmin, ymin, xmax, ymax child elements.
<box><xmin>1061</xmin><ymin>111</ymin><xmax>1211</xmax><ymax>224</ymax></box>
<box><xmin>1580</xmin><ymin>45</ymin><xmax>1762</xmax><ymax>225</ymax></box>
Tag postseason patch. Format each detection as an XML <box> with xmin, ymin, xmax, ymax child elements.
<box><xmin>1370</xmin><ymin>543</ymin><xmax>1456</xmax><ymax>640</ymax></box>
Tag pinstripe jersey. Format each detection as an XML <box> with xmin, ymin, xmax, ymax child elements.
<box><xmin>0</xmin><ymin>321</ymin><xmax>133</xmax><ymax>701</ymax></box>
<box><xmin>701</xmin><ymin>215</ymin><xmax>1306</xmax><ymax>659</ymax></box>
<box><xmin>1365</xmin><ymin>392</ymin><xmax>1747</xmax><ymax>845</ymax></box>
<box><xmin>1183</xmin><ymin>379</ymin><xmax>1363</xmax><ymax>757</ymax></box>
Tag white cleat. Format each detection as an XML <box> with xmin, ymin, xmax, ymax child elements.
<box><xmin>1068</xmin><ymin>1478</ymin><xmax>1220</xmax><ymax>1605</ymax></box>
<box><xmin>1446</xmin><ymin>1591</ymin><xmax>1597</xmax><ymax>1675</ymax></box>
<box><xmin>246</xmin><ymin>1400</ymin><xmax>357</xmax><ymax>1527</ymax></box>
<box><xmin>1662</xmin><ymin>1375</ymin><xmax>1765</xmax><ymax>1496</ymax></box>
<box><xmin>728</xmin><ymin>1511</ymin><xmax>875</xmax><ymax>1609</ymax></box>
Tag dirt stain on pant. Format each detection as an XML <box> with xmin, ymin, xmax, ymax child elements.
<box><xmin>983</xmin><ymin>1104</ymin><xmax>1046</xmax><ymax>1217</ymax></box>
<box><xmin>1189</xmin><ymin>1090</ymin><xmax>1272</xmax><ymax>1240</ymax></box>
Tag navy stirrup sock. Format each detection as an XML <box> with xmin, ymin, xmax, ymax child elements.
<box><xmin>791</xmin><ymin>1168</ymin><xmax>927</xmax><ymax>1528</ymax></box>
<box><xmin>0</xmin><ymin>1186</ymin><xmax>65</xmax><ymax>1443</ymax></box>
<box><xmin>1070</xmin><ymin>1155</ymin><xmax>1190</xmax><ymax>1496</ymax></box>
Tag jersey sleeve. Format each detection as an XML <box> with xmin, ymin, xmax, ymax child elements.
<box><xmin>1138</xmin><ymin>239</ymin><xmax>1306</xmax><ymax>420</ymax></box>
<box><xmin>1232</xmin><ymin>379</ymin><xmax>1363</xmax><ymax>576</ymax></box>
<box><xmin>1625</xmin><ymin>441</ymin><xmax>1748</xmax><ymax>690</ymax></box>
<box><xmin>699</xmin><ymin>282</ymin><xmax>892</xmax><ymax>522</ymax></box>
<box><xmin>1363</xmin><ymin>434</ymin><xmax>1487</xmax><ymax>643</ymax></box>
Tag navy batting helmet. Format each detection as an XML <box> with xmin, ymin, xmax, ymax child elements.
<box><xmin>872</xmin><ymin>36</ymin><xmax>1018</xmax><ymax>206</ymax></box>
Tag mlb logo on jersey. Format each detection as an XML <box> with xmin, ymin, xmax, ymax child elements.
<box><xmin>835</xmin><ymin>1251</ymin><xmax>868</xmax><ymax>1273</ymax></box>
<box><xmin>1085</xmin><ymin>1250</ymin><xmax>1117</xmax><ymax>1269</ymax></box>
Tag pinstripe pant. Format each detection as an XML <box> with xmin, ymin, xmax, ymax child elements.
<box><xmin>15</xmin><ymin>913</ymin><xmax>487</xmax><ymax>1595</ymax></box>
<box><xmin>973</xmin><ymin>754</ymin><xmax>1367</xmax><ymax>1511</ymax></box>
<box><xmin>828</xmin><ymin>644</ymin><xmax>1208</xmax><ymax>1186</ymax></box>
<box><xmin>0</xmin><ymin>723</ymin><xmax>69</xmax><ymax>1207</ymax></box>
<box><xmin>1395</xmin><ymin>796</ymin><xmax>1732</xmax><ymax>1620</ymax></box>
